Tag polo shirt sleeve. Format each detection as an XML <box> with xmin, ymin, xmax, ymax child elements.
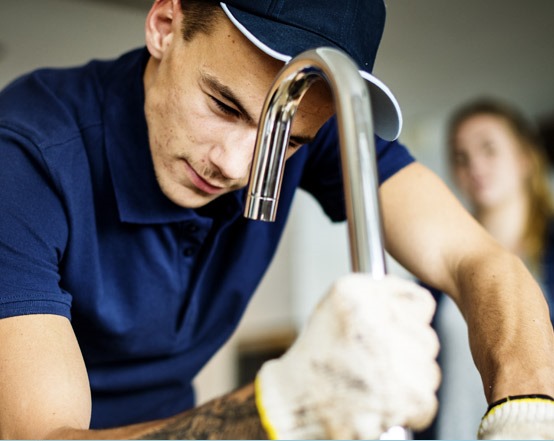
<box><xmin>299</xmin><ymin>116</ymin><xmax>415</xmax><ymax>222</ymax></box>
<box><xmin>0</xmin><ymin>127</ymin><xmax>71</xmax><ymax>319</ymax></box>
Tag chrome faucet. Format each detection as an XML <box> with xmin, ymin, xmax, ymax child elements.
<box><xmin>244</xmin><ymin>47</ymin><xmax>387</xmax><ymax>277</ymax></box>
<box><xmin>243</xmin><ymin>47</ymin><xmax>411</xmax><ymax>440</ymax></box>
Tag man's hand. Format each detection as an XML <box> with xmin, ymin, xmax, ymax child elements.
<box><xmin>478</xmin><ymin>395</ymin><xmax>554</xmax><ymax>440</ymax></box>
<box><xmin>255</xmin><ymin>274</ymin><xmax>441</xmax><ymax>440</ymax></box>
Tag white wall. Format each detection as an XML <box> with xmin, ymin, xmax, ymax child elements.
<box><xmin>0</xmin><ymin>0</ymin><xmax>146</xmax><ymax>88</ymax></box>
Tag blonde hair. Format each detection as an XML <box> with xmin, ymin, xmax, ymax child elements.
<box><xmin>447</xmin><ymin>98</ymin><xmax>554</xmax><ymax>268</ymax></box>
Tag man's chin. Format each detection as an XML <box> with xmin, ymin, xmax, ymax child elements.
<box><xmin>160</xmin><ymin>183</ymin><xmax>217</xmax><ymax>209</ymax></box>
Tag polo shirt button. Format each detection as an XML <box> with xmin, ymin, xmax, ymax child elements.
<box><xmin>183</xmin><ymin>247</ymin><xmax>195</xmax><ymax>257</ymax></box>
<box><xmin>187</xmin><ymin>224</ymin><xmax>198</xmax><ymax>233</ymax></box>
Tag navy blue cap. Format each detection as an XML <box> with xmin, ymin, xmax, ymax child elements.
<box><xmin>220</xmin><ymin>0</ymin><xmax>402</xmax><ymax>140</ymax></box>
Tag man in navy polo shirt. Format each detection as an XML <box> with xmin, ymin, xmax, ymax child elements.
<box><xmin>1</xmin><ymin>0</ymin><xmax>553</xmax><ymax>439</ymax></box>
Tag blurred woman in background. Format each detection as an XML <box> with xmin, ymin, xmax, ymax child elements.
<box><xmin>448</xmin><ymin>98</ymin><xmax>554</xmax><ymax>305</ymax></box>
<box><xmin>432</xmin><ymin>97</ymin><xmax>554</xmax><ymax>439</ymax></box>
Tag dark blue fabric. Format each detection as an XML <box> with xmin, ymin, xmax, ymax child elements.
<box><xmin>225</xmin><ymin>0</ymin><xmax>385</xmax><ymax>72</ymax></box>
<box><xmin>540</xmin><ymin>221</ymin><xmax>554</xmax><ymax>325</ymax></box>
<box><xmin>0</xmin><ymin>47</ymin><xmax>414</xmax><ymax>429</ymax></box>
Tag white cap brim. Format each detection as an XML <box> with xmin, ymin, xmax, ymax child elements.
<box><xmin>221</xmin><ymin>3</ymin><xmax>402</xmax><ymax>141</ymax></box>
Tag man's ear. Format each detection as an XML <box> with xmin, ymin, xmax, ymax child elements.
<box><xmin>145</xmin><ymin>0</ymin><xmax>181</xmax><ymax>60</ymax></box>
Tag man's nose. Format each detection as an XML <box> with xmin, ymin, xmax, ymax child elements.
<box><xmin>208</xmin><ymin>127</ymin><xmax>257</xmax><ymax>182</ymax></box>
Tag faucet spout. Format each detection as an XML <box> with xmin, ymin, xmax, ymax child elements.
<box><xmin>244</xmin><ymin>47</ymin><xmax>387</xmax><ymax>278</ymax></box>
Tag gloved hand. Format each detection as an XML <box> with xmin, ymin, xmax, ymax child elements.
<box><xmin>478</xmin><ymin>395</ymin><xmax>554</xmax><ymax>440</ymax></box>
<box><xmin>255</xmin><ymin>274</ymin><xmax>441</xmax><ymax>440</ymax></box>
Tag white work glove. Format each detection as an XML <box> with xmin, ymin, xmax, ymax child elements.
<box><xmin>478</xmin><ymin>395</ymin><xmax>554</xmax><ymax>440</ymax></box>
<box><xmin>255</xmin><ymin>274</ymin><xmax>441</xmax><ymax>439</ymax></box>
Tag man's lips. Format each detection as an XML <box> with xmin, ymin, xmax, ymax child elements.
<box><xmin>183</xmin><ymin>160</ymin><xmax>225</xmax><ymax>195</ymax></box>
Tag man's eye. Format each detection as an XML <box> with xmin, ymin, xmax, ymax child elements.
<box><xmin>211</xmin><ymin>97</ymin><xmax>240</xmax><ymax>117</ymax></box>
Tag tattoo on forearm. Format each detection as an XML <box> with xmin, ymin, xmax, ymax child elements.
<box><xmin>140</xmin><ymin>385</ymin><xmax>268</xmax><ymax>440</ymax></box>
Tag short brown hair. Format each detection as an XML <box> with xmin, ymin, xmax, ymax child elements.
<box><xmin>180</xmin><ymin>0</ymin><xmax>223</xmax><ymax>41</ymax></box>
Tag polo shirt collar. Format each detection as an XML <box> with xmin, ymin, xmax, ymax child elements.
<box><xmin>102</xmin><ymin>48</ymin><xmax>245</xmax><ymax>225</ymax></box>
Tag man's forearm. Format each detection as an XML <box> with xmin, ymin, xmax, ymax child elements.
<box><xmin>140</xmin><ymin>383</ymin><xmax>267</xmax><ymax>440</ymax></box>
<box><xmin>47</xmin><ymin>384</ymin><xmax>267</xmax><ymax>440</ymax></box>
<box><xmin>457</xmin><ymin>250</ymin><xmax>554</xmax><ymax>403</ymax></box>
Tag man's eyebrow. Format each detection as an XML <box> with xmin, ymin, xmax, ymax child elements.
<box><xmin>201</xmin><ymin>72</ymin><xmax>254</xmax><ymax>124</ymax></box>
<box><xmin>201</xmin><ymin>72</ymin><xmax>314</xmax><ymax>146</ymax></box>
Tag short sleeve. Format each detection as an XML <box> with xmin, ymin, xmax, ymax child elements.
<box><xmin>0</xmin><ymin>127</ymin><xmax>71</xmax><ymax>319</ymax></box>
<box><xmin>299</xmin><ymin>116</ymin><xmax>415</xmax><ymax>222</ymax></box>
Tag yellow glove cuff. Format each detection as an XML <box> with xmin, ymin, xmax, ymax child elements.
<box><xmin>478</xmin><ymin>394</ymin><xmax>554</xmax><ymax>439</ymax></box>
<box><xmin>485</xmin><ymin>394</ymin><xmax>554</xmax><ymax>419</ymax></box>
<box><xmin>255</xmin><ymin>375</ymin><xmax>279</xmax><ymax>440</ymax></box>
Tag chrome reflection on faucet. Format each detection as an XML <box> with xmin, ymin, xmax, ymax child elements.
<box><xmin>244</xmin><ymin>47</ymin><xmax>386</xmax><ymax>278</ymax></box>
